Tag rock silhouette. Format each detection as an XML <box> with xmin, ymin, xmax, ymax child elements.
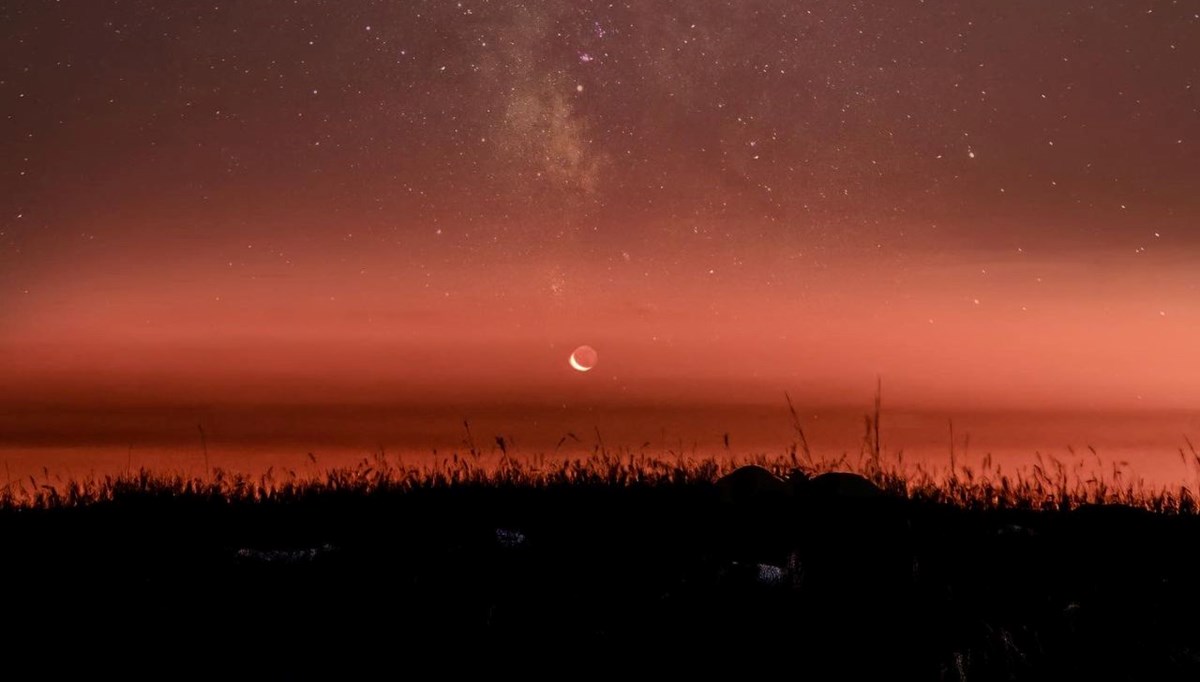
<box><xmin>805</xmin><ymin>471</ymin><xmax>885</xmax><ymax>499</ymax></box>
<box><xmin>715</xmin><ymin>465</ymin><xmax>790</xmax><ymax>506</ymax></box>
<box><xmin>714</xmin><ymin>465</ymin><xmax>794</xmax><ymax>564</ymax></box>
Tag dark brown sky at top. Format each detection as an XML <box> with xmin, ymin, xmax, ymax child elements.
<box><xmin>1</xmin><ymin>0</ymin><xmax>1198</xmax><ymax>428</ymax></box>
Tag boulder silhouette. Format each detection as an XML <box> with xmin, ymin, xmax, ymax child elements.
<box><xmin>805</xmin><ymin>471</ymin><xmax>884</xmax><ymax>499</ymax></box>
<box><xmin>793</xmin><ymin>471</ymin><xmax>911</xmax><ymax>610</ymax></box>
<box><xmin>714</xmin><ymin>465</ymin><xmax>793</xmax><ymax>563</ymax></box>
<box><xmin>715</xmin><ymin>465</ymin><xmax>791</xmax><ymax>507</ymax></box>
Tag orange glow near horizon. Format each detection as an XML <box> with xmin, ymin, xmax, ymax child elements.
<box><xmin>1</xmin><ymin>1</ymin><xmax>1197</xmax><ymax>477</ymax></box>
<box><xmin>4</xmin><ymin>246</ymin><xmax>1197</xmax><ymax>410</ymax></box>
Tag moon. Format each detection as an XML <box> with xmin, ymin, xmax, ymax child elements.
<box><xmin>568</xmin><ymin>345</ymin><xmax>598</xmax><ymax>372</ymax></box>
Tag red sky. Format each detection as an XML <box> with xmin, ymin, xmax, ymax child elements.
<box><xmin>1</xmin><ymin>1</ymin><xmax>1197</xmax><ymax>461</ymax></box>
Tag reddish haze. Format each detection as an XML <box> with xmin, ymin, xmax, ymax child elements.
<box><xmin>3</xmin><ymin>250</ymin><xmax>1197</xmax><ymax>410</ymax></box>
<box><xmin>1</xmin><ymin>1</ymin><xmax>1197</xmax><ymax>477</ymax></box>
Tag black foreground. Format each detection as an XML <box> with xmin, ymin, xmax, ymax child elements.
<box><xmin>2</xmin><ymin>471</ymin><xmax>1198</xmax><ymax>679</ymax></box>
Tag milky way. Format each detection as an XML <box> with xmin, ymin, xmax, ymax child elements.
<box><xmin>1</xmin><ymin>2</ymin><xmax>1198</xmax><ymax>459</ymax></box>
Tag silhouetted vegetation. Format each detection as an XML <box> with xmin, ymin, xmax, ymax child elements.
<box><xmin>4</xmin><ymin>441</ymin><xmax>1197</xmax><ymax>513</ymax></box>
<box><xmin>3</xmin><ymin>441</ymin><xmax>1200</xmax><ymax>677</ymax></box>
<box><xmin>6</xmin><ymin>391</ymin><xmax>1200</xmax><ymax>676</ymax></box>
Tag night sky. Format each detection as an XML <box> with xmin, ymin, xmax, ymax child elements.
<box><xmin>1</xmin><ymin>1</ymin><xmax>1198</xmax><ymax>463</ymax></box>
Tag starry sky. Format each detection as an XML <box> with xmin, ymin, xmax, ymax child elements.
<box><xmin>1</xmin><ymin>1</ymin><xmax>1198</xmax><ymax>457</ymax></box>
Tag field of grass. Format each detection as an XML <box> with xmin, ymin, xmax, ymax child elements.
<box><xmin>3</xmin><ymin>434</ymin><xmax>1200</xmax><ymax>677</ymax></box>
<box><xmin>5</xmin><ymin>393</ymin><xmax>1200</xmax><ymax>677</ymax></box>
<box><xmin>5</xmin><ymin>405</ymin><xmax>1199</xmax><ymax>512</ymax></box>
<box><xmin>3</xmin><ymin>446</ymin><xmax>1198</xmax><ymax>512</ymax></box>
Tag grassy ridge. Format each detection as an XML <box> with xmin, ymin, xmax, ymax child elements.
<box><xmin>4</xmin><ymin>401</ymin><xmax>1200</xmax><ymax>677</ymax></box>
<box><xmin>3</xmin><ymin>444</ymin><xmax>1197</xmax><ymax>512</ymax></box>
<box><xmin>2</xmin><ymin>447</ymin><xmax>1200</xmax><ymax>677</ymax></box>
<box><xmin>8</xmin><ymin>391</ymin><xmax>1198</xmax><ymax>511</ymax></box>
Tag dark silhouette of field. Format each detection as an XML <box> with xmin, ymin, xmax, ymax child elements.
<box><xmin>3</xmin><ymin>452</ymin><xmax>1200</xmax><ymax>678</ymax></box>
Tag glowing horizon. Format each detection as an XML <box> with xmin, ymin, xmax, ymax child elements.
<box><xmin>2</xmin><ymin>1</ymin><xmax>1197</xmax><ymax>464</ymax></box>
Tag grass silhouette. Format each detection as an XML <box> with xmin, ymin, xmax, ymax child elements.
<box><xmin>1</xmin><ymin>449</ymin><xmax>1193</xmax><ymax>512</ymax></box>
<box><xmin>4</xmin><ymin>403</ymin><xmax>1200</xmax><ymax>677</ymax></box>
<box><xmin>3</xmin><ymin>428</ymin><xmax>1194</xmax><ymax>513</ymax></box>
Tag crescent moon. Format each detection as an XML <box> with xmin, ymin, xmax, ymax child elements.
<box><xmin>569</xmin><ymin>352</ymin><xmax>592</xmax><ymax>372</ymax></box>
